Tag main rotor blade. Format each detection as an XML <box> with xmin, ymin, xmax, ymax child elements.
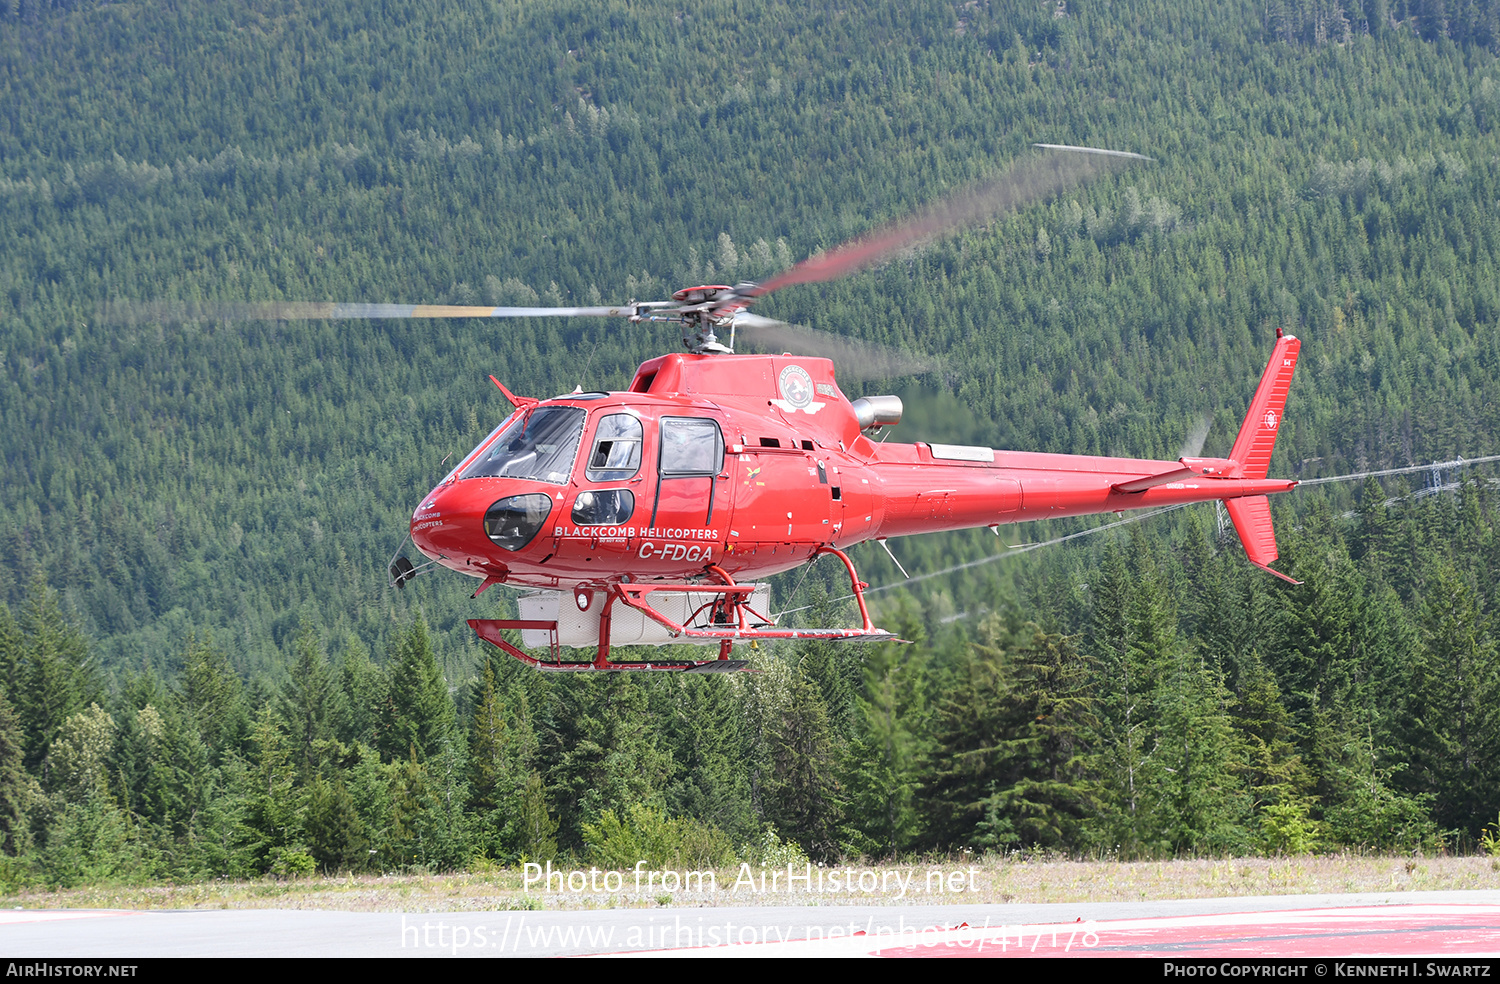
<box><xmin>732</xmin><ymin>312</ymin><xmax>930</xmax><ymax>381</ymax></box>
<box><xmin>749</xmin><ymin>144</ymin><xmax>1151</xmax><ymax>299</ymax></box>
<box><xmin>103</xmin><ymin>300</ymin><xmax>676</xmax><ymax>324</ymax></box>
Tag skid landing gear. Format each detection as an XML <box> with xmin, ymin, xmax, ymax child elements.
<box><xmin>468</xmin><ymin>547</ymin><xmax>893</xmax><ymax>672</ymax></box>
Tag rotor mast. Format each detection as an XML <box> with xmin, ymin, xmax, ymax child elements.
<box><xmin>650</xmin><ymin>283</ymin><xmax>759</xmax><ymax>354</ymax></box>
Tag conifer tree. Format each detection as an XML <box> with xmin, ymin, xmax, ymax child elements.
<box><xmin>1088</xmin><ymin>542</ymin><xmax>1169</xmax><ymax>852</ymax></box>
<box><xmin>1404</xmin><ymin>560</ymin><xmax>1500</xmax><ymax>833</ymax></box>
<box><xmin>304</xmin><ymin>775</ymin><xmax>369</xmax><ymax>873</ymax></box>
<box><xmin>765</xmin><ymin>663</ymin><xmax>844</xmax><ymax>862</ymax></box>
<box><xmin>841</xmin><ymin>638</ymin><xmax>927</xmax><ymax>858</ymax></box>
<box><xmin>386</xmin><ymin>734</ymin><xmax>470</xmax><ymax>871</ymax></box>
<box><xmin>0</xmin><ymin>689</ymin><xmax>39</xmax><ymax>856</ymax></box>
<box><xmin>993</xmin><ymin>628</ymin><xmax>1101</xmax><ymax>850</ymax></box>
<box><xmin>13</xmin><ymin>581</ymin><xmax>96</xmax><ymax>773</ymax></box>
<box><xmin>1355</xmin><ymin>475</ymin><xmax>1393</xmax><ymax>581</ymax></box>
<box><xmin>242</xmin><ymin>706</ymin><xmax>301</xmax><ymax>873</ymax></box>
<box><xmin>544</xmin><ymin>673</ymin><xmax>670</xmax><ymax>849</ymax></box>
<box><xmin>337</xmin><ymin>635</ymin><xmax>385</xmax><ymax>748</ymax></box>
<box><xmin>1152</xmin><ymin>648</ymin><xmax>1253</xmax><ymax>855</ymax></box>
<box><xmin>468</xmin><ymin>661</ymin><xmax>512</xmax><ymax>816</ymax></box>
<box><xmin>467</xmin><ymin>659</ymin><xmax>542</xmax><ymax>859</ymax></box>
<box><xmin>1233</xmin><ymin>650</ymin><xmax>1313</xmax><ymax>809</ymax></box>
<box><xmin>278</xmin><ymin>618</ymin><xmax>346</xmax><ymax>774</ymax></box>
<box><xmin>659</xmin><ymin>674</ymin><xmax>755</xmax><ymax>843</ymax></box>
<box><xmin>379</xmin><ymin>616</ymin><xmax>454</xmax><ymax>762</ymax></box>
<box><xmin>515</xmin><ymin>771</ymin><xmax>558</xmax><ymax>861</ymax></box>
<box><xmin>179</xmin><ymin>636</ymin><xmax>249</xmax><ymax>763</ymax></box>
<box><xmin>920</xmin><ymin>617</ymin><xmax>1027</xmax><ymax>850</ymax></box>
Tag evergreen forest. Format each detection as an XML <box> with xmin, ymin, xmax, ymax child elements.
<box><xmin>3</xmin><ymin>0</ymin><xmax>1500</xmax><ymax>883</ymax></box>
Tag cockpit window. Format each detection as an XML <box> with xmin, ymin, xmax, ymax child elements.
<box><xmin>660</xmin><ymin>416</ymin><xmax>723</xmax><ymax>476</ymax></box>
<box><xmin>586</xmin><ymin>414</ymin><xmax>644</xmax><ymax>482</ymax></box>
<box><xmin>458</xmin><ymin>406</ymin><xmax>585</xmax><ymax>484</ymax></box>
<box><xmin>441</xmin><ymin>411</ymin><xmax>520</xmax><ymax>485</ymax></box>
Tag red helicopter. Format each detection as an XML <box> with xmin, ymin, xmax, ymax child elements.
<box><xmin>199</xmin><ymin>146</ymin><xmax>1304</xmax><ymax>671</ymax></box>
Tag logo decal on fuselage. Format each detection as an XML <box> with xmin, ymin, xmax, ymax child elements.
<box><xmin>778</xmin><ymin>365</ymin><xmax>815</xmax><ymax>409</ymax></box>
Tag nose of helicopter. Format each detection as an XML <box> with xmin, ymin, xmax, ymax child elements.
<box><xmin>409</xmin><ymin>482</ymin><xmax>486</xmax><ymax>562</ymax></box>
<box><xmin>410</xmin><ymin>480</ymin><xmax>562</xmax><ymax>565</ymax></box>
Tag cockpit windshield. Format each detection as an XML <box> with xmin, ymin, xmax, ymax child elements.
<box><xmin>458</xmin><ymin>406</ymin><xmax>586</xmax><ymax>484</ymax></box>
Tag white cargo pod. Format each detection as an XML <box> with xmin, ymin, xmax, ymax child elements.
<box><xmin>518</xmin><ymin>585</ymin><xmax>773</xmax><ymax>649</ymax></box>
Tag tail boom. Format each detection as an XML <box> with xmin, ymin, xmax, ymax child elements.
<box><xmin>860</xmin><ymin>336</ymin><xmax>1302</xmax><ymax>579</ymax></box>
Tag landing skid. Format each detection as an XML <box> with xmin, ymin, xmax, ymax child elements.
<box><xmin>468</xmin><ymin>547</ymin><xmax>894</xmax><ymax>672</ymax></box>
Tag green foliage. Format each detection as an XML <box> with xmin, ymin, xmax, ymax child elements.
<box><xmin>467</xmin><ymin>662</ymin><xmax>512</xmax><ymax>816</ymax></box>
<box><xmin>278</xmin><ymin>618</ymin><xmax>347</xmax><ymax>774</ymax></box>
<box><xmin>513</xmin><ymin>772</ymin><xmax>560</xmax><ymax>863</ymax></box>
<box><xmin>581</xmin><ymin>802</ymin><xmax>735</xmax><ymax>870</ymax></box>
<box><xmin>241</xmin><ymin>706</ymin><xmax>301</xmax><ymax>873</ymax></box>
<box><xmin>180</xmin><ymin>637</ymin><xmax>249</xmax><ymax>762</ymax></box>
<box><xmin>378</xmin><ymin>617</ymin><xmax>455</xmax><ymax>763</ymax></box>
<box><xmin>1152</xmin><ymin>651</ymin><xmax>1256</xmax><ymax>856</ymax></box>
<box><xmin>924</xmin><ymin>619</ymin><xmax>1101</xmax><ymax>853</ymax></box>
<box><xmin>382</xmin><ymin>737</ymin><xmax>471</xmax><ymax>872</ymax></box>
<box><xmin>40</xmin><ymin>794</ymin><xmax>148</xmax><ymax>888</ymax></box>
<box><xmin>841</xmin><ymin>639</ymin><xmax>927</xmax><ymax>859</ymax></box>
<box><xmin>268</xmin><ymin>846</ymin><xmax>317</xmax><ymax>880</ymax></box>
<box><xmin>304</xmin><ymin>775</ymin><xmax>369</xmax><ymax>873</ymax></box>
<box><xmin>4</xmin><ymin>0</ymin><xmax>1500</xmax><ymax>885</ymax></box>
<box><xmin>2</xmin><ymin>583</ymin><xmax>99</xmax><ymax>773</ymax></box>
<box><xmin>543</xmin><ymin>674</ymin><xmax>672</xmax><ymax>849</ymax></box>
<box><xmin>743</xmin><ymin>826</ymin><xmax>812</xmax><ymax>869</ymax></box>
<box><xmin>1403</xmin><ymin>560</ymin><xmax>1500</xmax><ymax>831</ymax></box>
<box><xmin>763</xmin><ymin>663</ymin><xmax>844</xmax><ymax>863</ymax></box>
<box><xmin>1232</xmin><ymin>651</ymin><xmax>1312</xmax><ymax>808</ymax></box>
<box><xmin>0</xmin><ymin>690</ymin><xmax>40</xmax><ymax>857</ymax></box>
<box><xmin>1259</xmin><ymin>800</ymin><xmax>1322</xmax><ymax>855</ymax></box>
<box><xmin>1322</xmin><ymin>783</ymin><xmax>1442</xmax><ymax>852</ymax></box>
<box><xmin>46</xmin><ymin>703</ymin><xmax>115</xmax><ymax>799</ymax></box>
<box><xmin>1480</xmin><ymin>813</ymin><xmax>1500</xmax><ymax>857</ymax></box>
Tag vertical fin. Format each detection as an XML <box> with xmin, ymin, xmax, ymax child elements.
<box><xmin>1229</xmin><ymin>335</ymin><xmax>1301</xmax><ymax>480</ymax></box>
<box><xmin>1223</xmin><ymin>336</ymin><xmax>1302</xmax><ymax>584</ymax></box>
<box><xmin>1224</xmin><ymin>495</ymin><xmax>1301</xmax><ymax>584</ymax></box>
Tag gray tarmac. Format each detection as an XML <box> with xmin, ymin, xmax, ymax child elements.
<box><xmin>4</xmin><ymin>890</ymin><xmax>1500</xmax><ymax>957</ymax></box>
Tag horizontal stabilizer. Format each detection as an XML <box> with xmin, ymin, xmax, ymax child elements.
<box><xmin>1113</xmin><ymin>465</ymin><xmax>1195</xmax><ymax>494</ymax></box>
<box><xmin>1112</xmin><ymin>456</ymin><xmax>1240</xmax><ymax>494</ymax></box>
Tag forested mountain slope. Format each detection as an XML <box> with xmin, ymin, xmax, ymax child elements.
<box><xmin>1</xmin><ymin>0</ymin><xmax>1499</xmax><ymax>877</ymax></box>
<box><xmin>3</xmin><ymin>0</ymin><xmax>1498</xmax><ymax>664</ymax></box>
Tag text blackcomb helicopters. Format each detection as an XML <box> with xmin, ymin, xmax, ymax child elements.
<box><xmin>177</xmin><ymin>146</ymin><xmax>1302</xmax><ymax>671</ymax></box>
